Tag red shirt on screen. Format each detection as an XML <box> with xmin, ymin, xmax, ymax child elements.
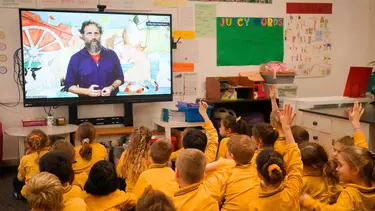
<box><xmin>91</xmin><ymin>54</ymin><xmax>100</xmax><ymax>65</ymax></box>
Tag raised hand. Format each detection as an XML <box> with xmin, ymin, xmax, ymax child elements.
<box><xmin>277</xmin><ymin>104</ymin><xmax>296</xmax><ymax>129</ymax></box>
<box><xmin>348</xmin><ymin>101</ymin><xmax>364</xmax><ymax>122</ymax></box>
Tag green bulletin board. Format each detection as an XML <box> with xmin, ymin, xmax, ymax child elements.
<box><xmin>217</xmin><ymin>17</ymin><xmax>284</xmax><ymax>66</ymax></box>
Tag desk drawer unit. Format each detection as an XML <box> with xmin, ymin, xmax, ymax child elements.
<box><xmin>302</xmin><ymin>113</ymin><xmax>332</xmax><ymax>134</ymax></box>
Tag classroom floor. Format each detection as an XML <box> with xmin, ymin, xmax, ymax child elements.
<box><xmin>0</xmin><ymin>167</ymin><xmax>29</xmax><ymax>211</ymax></box>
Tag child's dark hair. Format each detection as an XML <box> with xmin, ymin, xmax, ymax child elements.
<box><xmin>256</xmin><ymin>148</ymin><xmax>286</xmax><ymax>186</ymax></box>
<box><xmin>182</xmin><ymin>129</ymin><xmax>207</xmax><ymax>152</ymax></box>
<box><xmin>121</xmin><ymin>126</ymin><xmax>152</xmax><ymax>182</ymax></box>
<box><xmin>85</xmin><ymin>160</ymin><xmax>118</xmax><ymax>196</ymax></box>
<box><xmin>51</xmin><ymin>141</ymin><xmax>75</xmax><ymax>161</ymax></box>
<box><xmin>300</xmin><ymin>143</ymin><xmax>339</xmax><ymax>185</ymax></box>
<box><xmin>291</xmin><ymin>126</ymin><xmax>310</xmax><ymax>147</ymax></box>
<box><xmin>227</xmin><ymin>135</ymin><xmax>257</xmax><ymax>164</ymax></box>
<box><xmin>39</xmin><ymin>150</ymin><xmax>75</xmax><ymax>185</ymax></box>
<box><xmin>26</xmin><ymin>129</ymin><xmax>49</xmax><ymax>163</ymax></box>
<box><xmin>150</xmin><ymin>138</ymin><xmax>172</xmax><ymax>164</ymax></box>
<box><xmin>136</xmin><ymin>189</ymin><xmax>176</xmax><ymax>211</ymax></box>
<box><xmin>252</xmin><ymin>123</ymin><xmax>279</xmax><ymax>147</ymax></box>
<box><xmin>76</xmin><ymin>122</ymin><xmax>96</xmax><ymax>161</ymax></box>
<box><xmin>341</xmin><ymin>146</ymin><xmax>375</xmax><ymax>183</ymax></box>
<box><xmin>221</xmin><ymin>115</ymin><xmax>249</xmax><ymax>135</ymax></box>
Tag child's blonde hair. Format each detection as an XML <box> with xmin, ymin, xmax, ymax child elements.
<box><xmin>341</xmin><ymin>146</ymin><xmax>375</xmax><ymax>183</ymax></box>
<box><xmin>26</xmin><ymin>129</ymin><xmax>49</xmax><ymax>163</ymax></box>
<box><xmin>76</xmin><ymin>122</ymin><xmax>96</xmax><ymax>161</ymax></box>
<box><xmin>332</xmin><ymin>136</ymin><xmax>354</xmax><ymax>147</ymax></box>
<box><xmin>270</xmin><ymin>110</ymin><xmax>282</xmax><ymax>130</ymax></box>
<box><xmin>121</xmin><ymin>126</ymin><xmax>152</xmax><ymax>182</ymax></box>
<box><xmin>227</xmin><ymin>135</ymin><xmax>257</xmax><ymax>164</ymax></box>
<box><xmin>27</xmin><ymin>172</ymin><xmax>64</xmax><ymax>211</ymax></box>
<box><xmin>176</xmin><ymin>149</ymin><xmax>206</xmax><ymax>185</ymax></box>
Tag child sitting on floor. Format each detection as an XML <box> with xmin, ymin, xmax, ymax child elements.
<box><xmin>84</xmin><ymin>160</ymin><xmax>137</xmax><ymax>211</ymax></box>
<box><xmin>13</xmin><ymin>129</ymin><xmax>49</xmax><ymax>199</ymax></box>
<box><xmin>27</xmin><ymin>172</ymin><xmax>87</xmax><ymax>211</ymax></box>
<box><xmin>116</xmin><ymin>125</ymin><xmax>153</xmax><ymax>193</ymax></box>
<box><xmin>216</xmin><ymin>115</ymin><xmax>249</xmax><ymax>159</ymax></box>
<box><xmin>173</xmin><ymin>149</ymin><xmax>221</xmax><ymax>211</ymax></box>
<box><xmin>73</xmin><ymin>122</ymin><xmax>107</xmax><ymax>188</ymax></box>
<box><xmin>248</xmin><ymin>104</ymin><xmax>303</xmax><ymax>211</ymax></box>
<box><xmin>39</xmin><ymin>150</ymin><xmax>83</xmax><ymax>202</ymax></box>
<box><xmin>170</xmin><ymin>101</ymin><xmax>218</xmax><ymax>164</ymax></box>
<box><xmin>133</xmin><ymin>138</ymin><xmax>179</xmax><ymax>198</ymax></box>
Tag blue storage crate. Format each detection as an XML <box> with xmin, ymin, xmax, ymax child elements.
<box><xmin>176</xmin><ymin>102</ymin><xmax>214</xmax><ymax>122</ymax></box>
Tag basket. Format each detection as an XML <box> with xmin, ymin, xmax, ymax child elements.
<box><xmin>260</xmin><ymin>71</ymin><xmax>296</xmax><ymax>84</ymax></box>
<box><xmin>176</xmin><ymin>102</ymin><xmax>214</xmax><ymax>122</ymax></box>
<box><xmin>22</xmin><ymin>119</ymin><xmax>47</xmax><ymax>127</ymax></box>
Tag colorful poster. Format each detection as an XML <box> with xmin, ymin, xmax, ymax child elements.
<box><xmin>190</xmin><ymin>0</ymin><xmax>271</xmax><ymax>3</ymax></box>
<box><xmin>195</xmin><ymin>4</ymin><xmax>216</xmax><ymax>37</ymax></box>
<box><xmin>285</xmin><ymin>3</ymin><xmax>333</xmax><ymax>78</ymax></box>
<box><xmin>217</xmin><ymin>17</ymin><xmax>284</xmax><ymax>66</ymax></box>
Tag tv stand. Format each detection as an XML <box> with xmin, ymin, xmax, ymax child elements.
<box><xmin>68</xmin><ymin>103</ymin><xmax>133</xmax><ymax>126</ymax></box>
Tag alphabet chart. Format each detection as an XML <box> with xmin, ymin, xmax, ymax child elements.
<box><xmin>285</xmin><ymin>3</ymin><xmax>333</xmax><ymax>78</ymax></box>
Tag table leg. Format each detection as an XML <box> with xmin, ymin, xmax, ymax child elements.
<box><xmin>165</xmin><ymin>127</ymin><xmax>172</xmax><ymax>140</ymax></box>
<box><xmin>18</xmin><ymin>137</ymin><xmax>25</xmax><ymax>158</ymax></box>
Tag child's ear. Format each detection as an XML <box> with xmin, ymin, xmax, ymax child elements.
<box><xmin>352</xmin><ymin>166</ymin><xmax>361</xmax><ymax>176</ymax></box>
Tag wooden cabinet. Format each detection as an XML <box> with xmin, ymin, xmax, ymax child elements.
<box><xmin>206</xmin><ymin>76</ymin><xmax>255</xmax><ymax>101</ymax></box>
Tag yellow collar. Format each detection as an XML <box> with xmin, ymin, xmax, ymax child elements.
<box><xmin>343</xmin><ymin>182</ymin><xmax>375</xmax><ymax>193</ymax></box>
<box><xmin>174</xmin><ymin>183</ymin><xmax>200</xmax><ymax>197</ymax></box>
<box><xmin>64</xmin><ymin>184</ymin><xmax>72</xmax><ymax>193</ymax></box>
<box><xmin>277</xmin><ymin>136</ymin><xmax>286</xmax><ymax>141</ymax></box>
<box><xmin>149</xmin><ymin>163</ymin><xmax>167</xmax><ymax>169</ymax></box>
<box><xmin>235</xmin><ymin>163</ymin><xmax>252</xmax><ymax>168</ymax></box>
<box><xmin>303</xmin><ymin>169</ymin><xmax>322</xmax><ymax>177</ymax></box>
<box><xmin>259</xmin><ymin>180</ymin><xmax>286</xmax><ymax>198</ymax></box>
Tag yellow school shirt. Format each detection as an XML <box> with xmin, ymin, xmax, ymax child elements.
<box><xmin>63</xmin><ymin>197</ymin><xmax>88</xmax><ymax>211</ymax></box>
<box><xmin>173</xmin><ymin>183</ymin><xmax>219</xmax><ymax>211</ymax></box>
<box><xmin>220</xmin><ymin>164</ymin><xmax>260</xmax><ymax>211</ymax></box>
<box><xmin>72</xmin><ymin>171</ymin><xmax>88</xmax><ymax>190</ymax></box>
<box><xmin>116</xmin><ymin>150</ymin><xmax>150</xmax><ymax>193</ymax></box>
<box><xmin>170</xmin><ymin>121</ymin><xmax>219</xmax><ymax>164</ymax></box>
<box><xmin>133</xmin><ymin>163</ymin><xmax>179</xmax><ymax>198</ymax></box>
<box><xmin>18</xmin><ymin>148</ymin><xmax>49</xmax><ymax>197</ymax></box>
<box><xmin>216</xmin><ymin>133</ymin><xmax>237</xmax><ymax>160</ymax></box>
<box><xmin>63</xmin><ymin>184</ymin><xmax>83</xmax><ymax>202</ymax></box>
<box><xmin>73</xmin><ymin>142</ymin><xmax>107</xmax><ymax>175</ymax></box>
<box><xmin>354</xmin><ymin>131</ymin><xmax>368</xmax><ymax>149</ymax></box>
<box><xmin>84</xmin><ymin>189</ymin><xmax>137</xmax><ymax>211</ymax></box>
<box><xmin>274</xmin><ymin>136</ymin><xmax>286</xmax><ymax>155</ymax></box>
<box><xmin>301</xmin><ymin>169</ymin><xmax>329</xmax><ymax>211</ymax></box>
<box><xmin>248</xmin><ymin>144</ymin><xmax>303</xmax><ymax>211</ymax></box>
<box><xmin>302</xmin><ymin>183</ymin><xmax>375</xmax><ymax>211</ymax></box>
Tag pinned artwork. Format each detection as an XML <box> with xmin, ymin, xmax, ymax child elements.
<box><xmin>285</xmin><ymin>3</ymin><xmax>333</xmax><ymax>78</ymax></box>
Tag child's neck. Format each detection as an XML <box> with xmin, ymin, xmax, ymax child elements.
<box><xmin>277</xmin><ymin>129</ymin><xmax>285</xmax><ymax>137</ymax></box>
<box><xmin>352</xmin><ymin>177</ymin><xmax>372</xmax><ymax>187</ymax></box>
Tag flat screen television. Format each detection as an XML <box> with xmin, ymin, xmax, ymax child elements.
<box><xmin>19</xmin><ymin>9</ymin><xmax>172</xmax><ymax>107</ymax></box>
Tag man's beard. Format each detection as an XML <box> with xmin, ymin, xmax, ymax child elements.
<box><xmin>85</xmin><ymin>40</ymin><xmax>101</xmax><ymax>54</ymax></box>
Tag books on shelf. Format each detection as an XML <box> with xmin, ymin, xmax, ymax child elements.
<box><xmin>162</xmin><ymin>108</ymin><xmax>186</xmax><ymax>122</ymax></box>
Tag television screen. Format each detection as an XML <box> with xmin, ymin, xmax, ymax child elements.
<box><xmin>19</xmin><ymin>9</ymin><xmax>172</xmax><ymax>106</ymax></box>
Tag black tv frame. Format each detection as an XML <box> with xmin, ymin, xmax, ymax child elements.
<box><xmin>19</xmin><ymin>8</ymin><xmax>173</xmax><ymax>107</ymax></box>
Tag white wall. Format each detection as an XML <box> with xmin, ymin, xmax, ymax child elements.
<box><xmin>0</xmin><ymin>0</ymin><xmax>372</xmax><ymax>161</ymax></box>
<box><xmin>371</xmin><ymin>0</ymin><xmax>375</xmax><ymax>61</ymax></box>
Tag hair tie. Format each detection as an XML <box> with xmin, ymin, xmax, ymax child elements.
<box><xmin>82</xmin><ymin>138</ymin><xmax>90</xmax><ymax>144</ymax></box>
<box><xmin>268</xmin><ymin>164</ymin><xmax>281</xmax><ymax>177</ymax></box>
<box><xmin>236</xmin><ymin>116</ymin><xmax>242</xmax><ymax>123</ymax></box>
<box><xmin>273</xmin><ymin>128</ymin><xmax>276</xmax><ymax>131</ymax></box>
<box><xmin>30</xmin><ymin>135</ymin><xmax>42</xmax><ymax>141</ymax></box>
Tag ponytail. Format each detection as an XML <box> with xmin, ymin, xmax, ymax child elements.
<box><xmin>222</xmin><ymin>115</ymin><xmax>249</xmax><ymax>135</ymax></box>
<box><xmin>368</xmin><ymin>150</ymin><xmax>375</xmax><ymax>182</ymax></box>
<box><xmin>252</xmin><ymin>123</ymin><xmax>279</xmax><ymax>147</ymax></box>
<box><xmin>26</xmin><ymin>130</ymin><xmax>48</xmax><ymax>163</ymax></box>
<box><xmin>256</xmin><ymin>149</ymin><xmax>286</xmax><ymax>186</ymax></box>
<box><xmin>322</xmin><ymin>160</ymin><xmax>339</xmax><ymax>186</ymax></box>
<box><xmin>79</xmin><ymin>138</ymin><xmax>93</xmax><ymax>161</ymax></box>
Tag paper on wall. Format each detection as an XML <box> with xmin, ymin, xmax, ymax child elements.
<box><xmin>36</xmin><ymin>0</ymin><xmax>98</xmax><ymax>9</ymax></box>
<box><xmin>195</xmin><ymin>4</ymin><xmax>216</xmax><ymax>37</ymax></box>
<box><xmin>173</xmin><ymin>73</ymin><xmax>184</xmax><ymax>95</ymax></box>
<box><xmin>178</xmin><ymin>5</ymin><xmax>195</xmax><ymax>30</ymax></box>
<box><xmin>0</xmin><ymin>0</ymin><xmax>36</xmax><ymax>8</ymax></box>
<box><xmin>172</xmin><ymin>72</ymin><xmax>197</xmax><ymax>96</ymax></box>
<box><xmin>99</xmin><ymin>0</ymin><xmax>152</xmax><ymax>10</ymax></box>
<box><xmin>173</xmin><ymin>40</ymin><xmax>199</xmax><ymax>63</ymax></box>
<box><xmin>154</xmin><ymin>0</ymin><xmax>187</xmax><ymax>8</ymax></box>
<box><xmin>173</xmin><ymin>63</ymin><xmax>194</xmax><ymax>72</ymax></box>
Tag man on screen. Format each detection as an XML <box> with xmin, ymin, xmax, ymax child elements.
<box><xmin>64</xmin><ymin>21</ymin><xmax>124</xmax><ymax>97</ymax></box>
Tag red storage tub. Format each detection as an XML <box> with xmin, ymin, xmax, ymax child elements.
<box><xmin>150</xmin><ymin>132</ymin><xmax>177</xmax><ymax>152</ymax></box>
